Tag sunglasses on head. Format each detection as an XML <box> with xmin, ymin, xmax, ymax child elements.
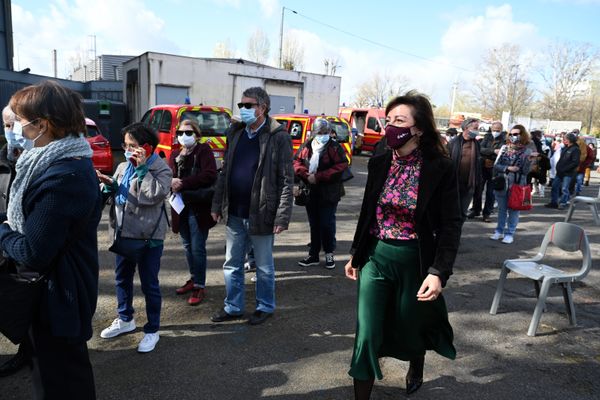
<box><xmin>237</xmin><ymin>102</ymin><xmax>258</xmax><ymax>109</ymax></box>
<box><xmin>176</xmin><ymin>130</ymin><xmax>195</xmax><ymax>136</ymax></box>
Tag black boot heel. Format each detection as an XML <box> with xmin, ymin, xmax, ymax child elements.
<box><xmin>405</xmin><ymin>355</ymin><xmax>425</xmax><ymax>395</ymax></box>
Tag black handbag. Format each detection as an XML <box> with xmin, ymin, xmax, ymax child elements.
<box><xmin>491</xmin><ymin>174</ymin><xmax>506</xmax><ymax>191</ymax></box>
<box><xmin>294</xmin><ymin>181</ymin><xmax>310</xmax><ymax>206</ymax></box>
<box><xmin>0</xmin><ymin>259</ymin><xmax>44</xmax><ymax>344</ymax></box>
<box><xmin>180</xmin><ymin>183</ymin><xmax>216</xmax><ymax>205</ymax></box>
<box><xmin>109</xmin><ymin>204</ymin><xmax>166</xmax><ymax>262</ymax></box>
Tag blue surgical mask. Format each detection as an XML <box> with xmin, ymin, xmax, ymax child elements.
<box><xmin>4</xmin><ymin>128</ymin><xmax>16</xmax><ymax>146</ymax></box>
<box><xmin>12</xmin><ymin>120</ymin><xmax>44</xmax><ymax>151</ymax></box>
<box><xmin>315</xmin><ymin>134</ymin><xmax>330</xmax><ymax>145</ymax></box>
<box><xmin>240</xmin><ymin>107</ymin><xmax>257</xmax><ymax>125</ymax></box>
<box><xmin>124</xmin><ymin>150</ymin><xmax>134</xmax><ymax>161</ymax></box>
<box><xmin>468</xmin><ymin>130</ymin><xmax>478</xmax><ymax>139</ymax></box>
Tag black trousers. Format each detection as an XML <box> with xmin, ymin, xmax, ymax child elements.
<box><xmin>30</xmin><ymin>324</ymin><xmax>96</xmax><ymax>400</ymax></box>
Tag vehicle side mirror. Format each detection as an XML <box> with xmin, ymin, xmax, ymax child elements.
<box><xmin>374</xmin><ymin>125</ymin><xmax>381</xmax><ymax>133</ymax></box>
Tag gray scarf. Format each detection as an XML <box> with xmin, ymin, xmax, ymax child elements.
<box><xmin>7</xmin><ymin>135</ymin><xmax>93</xmax><ymax>233</ymax></box>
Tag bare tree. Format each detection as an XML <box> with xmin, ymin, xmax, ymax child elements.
<box><xmin>323</xmin><ymin>58</ymin><xmax>341</xmax><ymax>75</ymax></box>
<box><xmin>352</xmin><ymin>72</ymin><xmax>409</xmax><ymax>108</ymax></box>
<box><xmin>247</xmin><ymin>29</ymin><xmax>270</xmax><ymax>64</ymax></box>
<box><xmin>213</xmin><ymin>38</ymin><xmax>235</xmax><ymax>58</ymax></box>
<box><xmin>281</xmin><ymin>33</ymin><xmax>304</xmax><ymax>71</ymax></box>
<box><xmin>473</xmin><ymin>43</ymin><xmax>535</xmax><ymax>119</ymax></box>
<box><xmin>539</xmin><ymin>41</ymin><xmax>598</xmax><ymax>120</ymax></box>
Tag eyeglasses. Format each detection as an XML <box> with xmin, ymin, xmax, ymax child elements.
<box><xmin>237</xmin><ymin>102</ymin><xmax>258</xmax><ymax>109</ymax></box>
<box><xmin>176</xmin><ymin>130</ymin><xmax>195</xmax><ymax>136</ymax></box>
<box><xmin>121</xmin><ymin>143</ymin><xmax>139</xmax><ymax>151</ymax></box>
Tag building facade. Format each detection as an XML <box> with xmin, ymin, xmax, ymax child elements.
<box><xmin>123</xmin><ymin>52</ymin><xmax>341</xmax><ymax>122</ymax></box>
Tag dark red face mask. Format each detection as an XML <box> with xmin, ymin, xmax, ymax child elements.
<box><xmin>384</xmin><ymin>125</ymin><xmax>414</xmax><ymax>149</ymax></box>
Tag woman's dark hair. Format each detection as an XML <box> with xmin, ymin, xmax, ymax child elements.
<box><xmin>385</xmin><ymin>90</ymin><xmax>447</xmax><ymax>158</ymax></box>
<box><xmin>9</xmin><ymin>80</ymin><xmax>85</xmax><ymax>137</ymax></box>
<box><xmin>121</xmin><ymin>122</ymin><xmax>159</xmax><ymax>149</ymax></box>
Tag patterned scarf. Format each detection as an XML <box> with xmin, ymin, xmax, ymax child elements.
<box><xmin>309</xmin><ymin>138</ymin><xmax>327</xmax><ymax>174</ymax></box>
<box><xmin>7</xmin><ymin>135</ymin><xmax>92</xmax><ymax>233</ymax></box>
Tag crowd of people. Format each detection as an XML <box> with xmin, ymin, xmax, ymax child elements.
<box><xmin>0</xmin><ymin>80</ymin><xmax>596</xmax><ymax>399</ymax></box>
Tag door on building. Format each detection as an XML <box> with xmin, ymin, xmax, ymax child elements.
<box><xmin>270</xmin><ymin>95</ymin><xmax>296</xmax><ymax>114</ymax></box>
<box><xmin>155</xmin><ymin>85</ymin><xmax>189</xmax><ymax>105</ymax></box>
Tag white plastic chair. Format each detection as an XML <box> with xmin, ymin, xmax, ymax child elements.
<box><xmin>489</xmin><ymin>222</ymin><xmax>592</xmax><ymax>336</ymax></box>
<box><xmin>565</xmin><ymin>187</ymin><xmax>600</xmax><ymax>225</ymax></box>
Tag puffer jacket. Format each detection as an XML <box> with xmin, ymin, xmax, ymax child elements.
<box><xmin>211</xmin><ymin>117</ymin><xmax>294</xmax><ymax>235</ymax></box>
<box><xmin>109</xmin><ymin>157</ymin><xmax>173</xmax><ymax>240</ymax></box>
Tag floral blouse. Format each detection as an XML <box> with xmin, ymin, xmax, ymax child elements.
<box><xmin>370</xmin><ymin>149</ymin><xmax>422</xmax><ymax>240</ymax></box>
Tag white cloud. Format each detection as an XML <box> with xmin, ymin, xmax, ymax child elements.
<box><xmin>259</xmin><ymin>0</ymin><xmax>280</xmax><ymax>18</ymax></box>
<box><xmin>12</xmin><ymin>0</ymin><xmax>179</xmax><ymax>77</ymax></box>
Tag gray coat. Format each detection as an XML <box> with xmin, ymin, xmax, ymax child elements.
<box><xmin>109</xmin><ymin>157</ymin><xmax>173</xmax><ymax>240</ymax></box>
<box><xmin>212</xmin><ymin>117</ymin><xmax>294</xmax><ymax>235</ymax></box>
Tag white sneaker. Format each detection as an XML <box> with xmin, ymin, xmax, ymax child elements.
<box><xmin>490</xmin><ymin>232</ymin><xmax>503</xmax><ymax>240</ymax></box>
<box><xmin>100</xmin><ymin>318</ymin><xmax>136</xmax><ymax>339</ymax></box>
<box><xmin>502</xmin><ymin>235</ymin><xmax>514</xmax><ymax>244</ymax></box>
<box><xmin>137</xmin><ymin>333</ymin><xmax>160</xmax><ymax>353</ymax></box>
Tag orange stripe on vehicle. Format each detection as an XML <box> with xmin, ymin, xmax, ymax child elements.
<box><xmin>157</xmin><ymin>144</ymin><xmax>171</xmax><ymax>150</ymax></box>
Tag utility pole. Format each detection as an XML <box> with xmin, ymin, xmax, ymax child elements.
<box><xmin>450</xmin><ymin>79</ymin><xmax>458</xmax><ymax>119</ymax></box>
<box><xmin>278</xmin><ymin>7</ymin><xmax>296</xmax><ymax>69</ymax></box>
<box><xmin>52</xmin><ymin>49</ymin><xmax>57</xmax><ymax>78</ymax></box>
<box><xmin>588</xmin><ymin>83</ymin><xmax>596</xmax><ymax>134</ymax></box>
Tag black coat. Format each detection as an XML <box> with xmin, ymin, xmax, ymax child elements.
<box><xmin>556</xmin><ymin>144</ymin><xmax>581</xmax><ymax>178</ymax></box>
<box><xmin>350</xmin><ymin>150</ymin><xmax>462</xmax><ymax>287</ymax></box>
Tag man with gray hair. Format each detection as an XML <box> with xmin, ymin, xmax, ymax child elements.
<box><xmin>469</xmin><ymin>121</ymin><xmax>505</xmax><ymax>222</ymax></box>
<box><xmin>447</xmin><ymin>117</ymin><xmax>483</xmax><ymax>222</ymax></box>
<box><xmin>211</xmin><ymin>87</ymin><xmax>294</xmax><ymax>325</ymax></box>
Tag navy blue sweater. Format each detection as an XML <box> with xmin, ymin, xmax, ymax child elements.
<box><xmin>228</xmin><ymin>131</ymin><xmax>260</xmax><ymax>218</ymax></box>
<box><xmin>0</xmin><ymin>158</ymin><xmax>103</xmax><ymax>340</ymax></box>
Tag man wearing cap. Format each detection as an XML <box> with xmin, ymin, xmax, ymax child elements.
<box><xmin>210</xmin><ymin>87</ymin><xmax>294</xmax><ymax>326</ymax></box>
<box><xmin>469</xmin><ymin>121</ymin><xmax>505</xmax><ymax>222</ymax></box>
<box><xmin>447</xmin><ymin>117</ymin><xmax>483</xmax><ymax>222</ymax></box>
<box><xmin>545</xmin><ymin>132</ymin><xmax>580</xmax><ymax>209</ymax></box>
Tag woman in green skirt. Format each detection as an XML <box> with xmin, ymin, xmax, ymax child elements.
<box><xmin>344</xmin><ymin>91</ymin><xmax>462</xmax><ymax>398</ymax></box>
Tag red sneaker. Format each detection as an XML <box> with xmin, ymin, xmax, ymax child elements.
<box><xmin>176</xmin><ymin>279</ymin><xmax>194</xmax><ymax>295</ymax></box>
<box><xmin>188</xmin><ymin>288</ymin><xmax>206</xmax><ymax>306</ymax></box>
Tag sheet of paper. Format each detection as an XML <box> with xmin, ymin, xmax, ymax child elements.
<box><xmin>169</xmin><ymin>193</ymin><xmax>185</xmax><ymax>214</ymax></box>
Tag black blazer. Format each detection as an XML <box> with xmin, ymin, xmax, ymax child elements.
<box><xmin>350</xmin><ymin>150</ymin><xmax>462</xmax><ymax>287</ymax></box>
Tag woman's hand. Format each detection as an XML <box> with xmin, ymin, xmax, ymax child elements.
<box><xmin>307</xmin><ymin>174</ymin><xmax>317</xmax><ymax>185</ymax></box>
<box><xmin>96</xmin><ymin>170</ymin><xmax>113</xmax><ymax>185</ymax></box>
<box><xmin>132</xmin><ymin>147</ymin><xmax>147</xmax><ymax>167</ymax></box>
<box><xmin>171</xmin><ymin>178</ymin><xmax>183</xmax><ymax>192</ymax></box>
<box><xmin>417</xmin><ymin>274</ymin><xmax>442</xmax><ymax>301</ymax></box>
<box><xmin>344</xmin><ymin>258</ymin><xmax>358</xmax><ymax>280</ymax></box>
<box><xmin>507</xmin><ymin>166</ymin><xmax>519</xmax><ymax>172</ymax></box>
<box><xmin>211</xmin><ymin>212</ymin><xmax>222</xmax><ymax>223</ymax></box>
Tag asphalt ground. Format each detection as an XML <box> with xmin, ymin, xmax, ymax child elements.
<box><xmin>2</xmin><ymin>154</ymin><xmax>600</xmax><ymax>399</ymax></box>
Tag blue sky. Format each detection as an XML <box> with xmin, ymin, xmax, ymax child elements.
<box><xmin>12</xmin><ymin>0</ymin><xmax>600</xmax><ymax>106</ymax></box>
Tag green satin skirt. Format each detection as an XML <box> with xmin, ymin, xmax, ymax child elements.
<box><xmin>349</xmin><ymin>239</ymin><xmax>456</xmax><ymax>381</ymax></box>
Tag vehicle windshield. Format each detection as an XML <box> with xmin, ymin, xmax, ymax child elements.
<box><xmin>86</xmin><ymin>125</ymin><xmax>100</xmax><ymax>138</ymax></box>
<box><xmin>330</xmin><ymin>121</ymin><xmax>350</xmax><ymax>143</ymax></box>
<box><xmin>180</xmin><ymin>110</ymin><xmax>230</xmax><ymax>136</ymax></box>
<box><xmin>379</xmin><ymin>118</ymin><xmax>386</xmax><ymax>128</ymax></box>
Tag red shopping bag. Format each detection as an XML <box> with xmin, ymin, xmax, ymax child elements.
<box><xmin>508</xmin><ymin>184</ymin><xmax>533</xmax><ymax>211</ymax></box>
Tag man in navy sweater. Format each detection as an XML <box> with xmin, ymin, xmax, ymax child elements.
<box><xmin>211</xmin><ymin>87</ymin><xmax>294</xmax><ymax>325</ymax></box>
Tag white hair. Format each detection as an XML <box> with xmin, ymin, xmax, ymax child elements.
<box><xmin>2</xmin><ymin>105</ymin><xmax>15</xmax><ymax>124</ymax></box>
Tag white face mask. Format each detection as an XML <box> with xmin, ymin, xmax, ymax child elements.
<box><xmin>177</xmin><ymin>133</ymin><xmax>196</xmax><ymax>148</ymax></box>
<box><xmin>13</xmin><ymin>120</ymin><xmax>45</xmax><ymax>151</ymax></box>
<box><xmin>492</xmin><ymin>131</ymin><xmax>501</xmax><ymax>138</ymax></box>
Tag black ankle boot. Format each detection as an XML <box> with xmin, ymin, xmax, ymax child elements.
<box><xmin>405</xmin><ymin>356</ymin><xmax>425</xmax><ymax>395</ymax></box>
<box><xmin>353</xmin><ymin>378</ymin><xmax>374</xmax><ymax>400</ymax></box>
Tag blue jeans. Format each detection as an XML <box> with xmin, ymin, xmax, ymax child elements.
<box><xmin>575</xmin><ymin>173</ymin><xmax>584</xmax><ymax>194</ymax></box>
<box><xmin>179</xmin><ymin>211</ymin><xmax>209</xmax><ymax>287</ymax></box>
<box><xmin>223</xmin><ymin>215</ymin><xmax>275</xmax><ymax>315</ymax></box>
<box><xmin>494</xmin><ymin>190</ymin><xmax>520</xmax><ymax>236</ymax></box>
<box><xmin>306</xmin><ymin>198</ymin><xmax>338</xmax><ymax>256</ymax></box>
<box><xmin>115</xmin><ymin>245</ymin><xmax>163</xmax><ymax>333</ymax></box>
<box><xmin>551</xmin><ymin>175</ymin><xmax>572</xmax><ymax>205</ymax></box>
